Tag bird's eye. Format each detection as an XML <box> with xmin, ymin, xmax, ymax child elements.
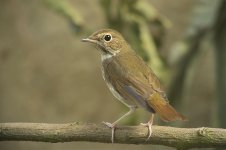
<box><xmin>104</xmin><ymin>34</ymin><xmax>112</xmax><ymax>42</ymax></box>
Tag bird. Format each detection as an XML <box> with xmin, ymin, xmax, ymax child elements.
<box><xmin>82</xmin><ymin>29</ymin><xmax>186</xmax><ymax>143</ymax></box>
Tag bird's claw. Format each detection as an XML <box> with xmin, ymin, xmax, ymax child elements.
<box><xmin>102</xmin><ymin>122</ymin><xmax>114</xmax><ymax>128</ymax></box>
<box><xmin>140</xmin><ymin>122</ymin><xmax>153</xmax><ymax>141</ymax></box>
<box><xmin>102</xmin><ymin>121</ymin><xmax>116</xmax><ymax>143</ymax></box>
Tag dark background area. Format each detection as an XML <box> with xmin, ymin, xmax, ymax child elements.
<box><xmin>0</xmin><ymin>0</ymin><xmax>225</xmax><ymax>149</ymax></box>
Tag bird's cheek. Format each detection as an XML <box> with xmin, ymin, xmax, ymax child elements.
<box><xmin>110</xmin><ymin>41</ymin><xmax>121</xmax><ymax>51</ymax></box>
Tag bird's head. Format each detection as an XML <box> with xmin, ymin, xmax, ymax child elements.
<box><xmin>82</xmin><ymin>29</ymin><xmax>128</xmax><ymax>56</ymax></box>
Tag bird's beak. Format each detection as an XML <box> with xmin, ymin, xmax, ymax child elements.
<box><xmin>81</xmin><ymin>38</ymin><xmax>97</xmax><ymax>44</ymax></box>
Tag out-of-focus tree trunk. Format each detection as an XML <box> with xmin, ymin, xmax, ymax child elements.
<box><xmin>214</xmin><ymin>0</ymin><xmax>226</xmax><ymax>128</ymax></box>
<box><xmin>168</xmin><ymin>0</ymin><xmax>221</xmax><ymax>107</ymax></box>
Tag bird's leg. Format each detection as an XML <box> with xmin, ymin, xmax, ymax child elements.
<box><xmin>140</xmin><ymin>114</ymin><xmax>154</xmax><ymax>141</ymax></box>
<box><xmin>102</xmin><ymin>106</ymin><xmax>136</xmax><ymax>143</ymax></box>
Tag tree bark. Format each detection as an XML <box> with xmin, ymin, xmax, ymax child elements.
<box><xmin>0</xmin><ymin>123</ymin><xmax>226</xmax><ymax>149</ymax></box>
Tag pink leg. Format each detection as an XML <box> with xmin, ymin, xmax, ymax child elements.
<box><xmin>103</xmin><ymin>106</ymin><xmax>136</xmax><ymax>143</ymax></box>
<box><xmin>140</xmin><ymin>114</ymin><xmax>154</xmax><ymax>140</ymax></box>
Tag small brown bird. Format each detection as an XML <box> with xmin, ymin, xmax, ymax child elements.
<box><xmin>82</xmin><ymin>29</ymin><xmax>186</xmax><ymax>142</ymax></box>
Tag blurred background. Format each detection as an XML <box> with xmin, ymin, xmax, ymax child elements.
<box><xmin>0</xmin><ymin>0</ymin><xmax>225</xmax><ymax>149</ymax></box>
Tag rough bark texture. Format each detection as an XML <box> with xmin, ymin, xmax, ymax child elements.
<box><xmin>0</xmin><ymin>123</ymin><xmax>226</xmax><ymax>149</ymax></box>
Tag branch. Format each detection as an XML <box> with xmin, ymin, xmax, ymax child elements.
<box><xmin>0</xmin><ymin>123</ymin><xmax>226</xmax><ymax>149</ymax></box>
<box><xmin>167</xmin><ymin>0</ymin><xmax>222</xmax><ymax>106</ymax></box>
<box><xmin>43</xmin><ymin>0</ymin><xmax>84</xmax><ymax>33</ymax></box>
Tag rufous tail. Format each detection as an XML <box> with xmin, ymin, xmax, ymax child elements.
<box><xmin>147</xmin><ymin>93</ymin><xmax>187</xmax><ymax>122</ymax></box>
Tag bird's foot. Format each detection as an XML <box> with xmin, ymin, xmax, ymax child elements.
<box><xmin>140</xmin><ymin>122</ymin><xmax>153</xmax><ymax>141</ymax></box>
<box><xmin>102</xmin><ymin>121</ymin><xmax>116</xmax><ymax>143</ymax></box>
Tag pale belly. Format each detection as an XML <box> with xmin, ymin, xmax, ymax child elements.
<box><xmin>101</xmin><ymin>54</ymin><xmax>122</xmax><ymax>99</ymax></box>
<box><xmin>101</xmin><ymin>64</ymin><xmax>123</xmax><ymax>100</ymax></box>
<box><xmin>100</xmin><ymin>54</ymin><xmax>155</xmax><ymax>113</ymax></box>
<box><xmin>100</xmin><ymin>64</ymin><xmax>136</xmax><ymax>107</ymax></box>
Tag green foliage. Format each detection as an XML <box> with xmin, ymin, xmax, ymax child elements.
<box><xmin>43</xmin><ymin>0</ymin><xmax>84</xmax><ymax>33</ymax></box>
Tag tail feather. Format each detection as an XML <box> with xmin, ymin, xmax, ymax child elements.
<box><xmin>147</xmin><ymin>93</ymin><xmax>187</xmax><ymax>122</ymax></box>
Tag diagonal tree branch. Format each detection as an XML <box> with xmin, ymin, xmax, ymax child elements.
<box><xmin>0</xmin><ymin>123</ymin><xmax>226</xmax><ymax>149</ymax></box>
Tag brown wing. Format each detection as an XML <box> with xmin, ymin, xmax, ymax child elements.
<box><xmin>113</xmin><ymin>52</ymin><xmax>166</xmax><ymax>99</ymax></box>
<box><xmin>108</xmin><ymin>52</ymin><xmax>186</xmax><ymax>121</ymax></box>
<box><xmin>123</xmin><ymin>75</ymin><xmax>186</xmax><ymax>121</ymax></box>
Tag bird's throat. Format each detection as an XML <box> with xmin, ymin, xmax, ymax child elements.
<box><xmin>101</xmin><ymin>53</ymin><xmax>114</xmax><ymax>61</ymax></box>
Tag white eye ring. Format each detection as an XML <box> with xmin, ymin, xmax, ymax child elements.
<box><xmin>104</xmin><ymin>34</ymin><xmax>112</xmax><ymax>42</ymax></box>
